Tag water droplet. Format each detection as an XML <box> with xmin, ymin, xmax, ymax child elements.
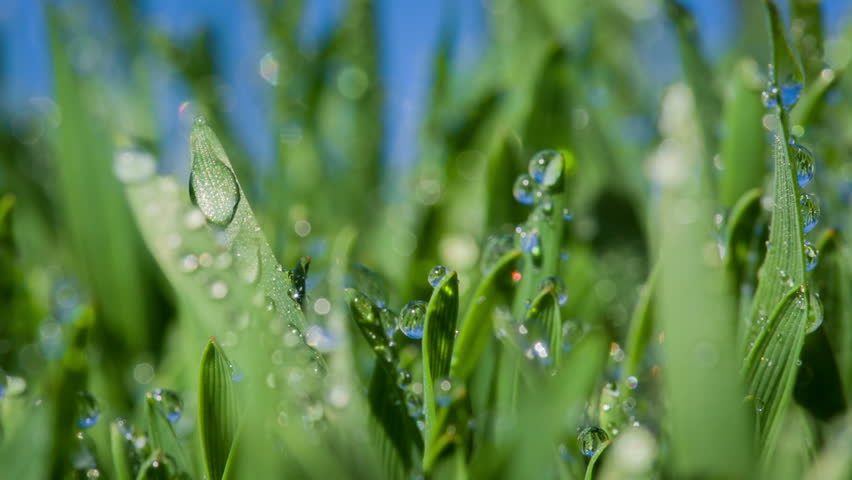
<box><xmin>512</xmin><ymin>174</ymin><xmax>535</xmax><ymax>206</ymax></box>
<box><xmin>435</xmin><ymin>377</ymin><xmax>466</xmax><ymax>407</ymax></box>
<box><xmin>804</xmin><ymin>241</ymin><xmax>818</xmax><ymax>272</ymax></box>
<box><xmin>180</xmin><ymin>254</ymin><xmax>199</xmax><ymax>273</ymax></box>
<box><xmin>480</xmin><ymin>234</ymin><xmax>514</xmax><ymax>274</ymax></box>
<box><xmin>150</xmin><ymin>388</ymin><xmax>183</xmax><ymax>423</ymax></box>
<box><xmin>791</xmin><ymin>142</ymin><xmax>815</xmax><ymax>188</ymax></box>
<box><xmin>350</xmin><ymin>291</ymin><xmax>376</xmax><ymax>324</ymax></box>
<box><xmin>404</xmin><ymin>389</ymin><xmax>424</xmax><ymax>419</ymax></box>
<box><xmin>539</xmin><ymin>276</ymin><xmax>567</xmax><ymax>306</ymax></box>
<box><xmin>528</xmin><ymin>149</ymin><xmax>565</xmax><ymax>187</ymax></box>
<box><xmin>0</xmin><ymin>369</ymin><xmax>6</xmax><ymax>399</ymax></box>
<box><xmin>396</xmin><ymin>368</ymin><xmax>412</xmax><ymax>389</ymax></box>
<box><xmin>210</xmin><ymin>280</ymin><xmax>229</xmax><ymax>299</ymax></box>
<box><xmin>399</xmin><ymin>301</ymin><xmax>427</xmax><ymax>339</ymax></box>
<box><xmin>761</xmin><ymin>86</ymin><xmax>779</xmax><ymax>109</ymax></box>
<box><xmin>799</xmin><ymin>193</ymin><xmax>820</xmax><ymax>233</ymax></box>
<box><xmin>71</xmin><ymin>431</ymin><xmax>97</xmax><ymax>473</ymax></box>
<box><xmin>520</xmin><ymin>229</ymin><xmax>541</xmax><ymax>258</ymax></box>
<box><xmin>779</xmin><ymin>80</ymin><xmax>803</xmax><ymax>110</ymax></box>
<box><xmin>428</xmin><ymin>265</ymin><xmax>448</xmax><ymax>287</ymax></box>
<box><xmin>189</xmin><ymin>117</ymin><xmax>241</xmax><ymax>226</ymax></box>
<box><xmin>76</xmin><ymin>392</ymin><xmax>100</xmax><ymax>428</ymax></box>
<box><xmin>578</xmin><ymin>426</ymin><xmax>609</xmax><ymax>457</ymax></box>
<box><xmin>806</xmin><ymin>292</ymin><xmax>823</xmax><ymax>334</ymax></box>
<box><xmin>562</xmin><ymin>208</ymin><xmax>573</xmax><ymax>221</ymax></box>
<box><xmin>113</xmin><ymin>147</ymin><xmax>155</xmax><ymax>184</ymax></box>
<box><xmin>379</xmin><ymin>308</ymin><xmax>398</xmax><ymax>338</ymax></box>
<box><xmin>235</xmin><ymin>244</ymin><xmax>260</xmax><ymax>284</ymax></box>
<box><xmin>626</xmin><ymin>375</ymin><xmax>639</xmax><ymax>390</ymax></box>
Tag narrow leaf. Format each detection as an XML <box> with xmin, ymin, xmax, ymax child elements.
<box><xmin>199</xmin><ymin>339</ymin><xmax>240</xmax><ymax>480</ymax></box>
<box><xmin>145</xmin><ymin>395</ymin><xmax>191</xmax><ymax>474</ymax></box>
<box><xmin>765</xmin><ymin>0</ymin><xmax>805</xmax><ymax>108</ymax></box>
<box><xmin>110</xmin><ymin>421</ymin><xmax>135</xmax><ymax>480</ymax></box>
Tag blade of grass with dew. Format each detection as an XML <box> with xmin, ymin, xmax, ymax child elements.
<box><xmin>198</xmin><ymin>339</ymin><xmax>239</xmax><ymax>480</ymax></box>
<box><xmin>422</xmin><ymin>271</ymin><xmax>460</xmax><ymax>471</ymax></box>
<box><xmin>743</xmin><ymin>4</ymin><xmax>815</xmax><ymax>456</ymax></box>
<box><xmin>724</xmin><ymin>188</ymin><xmax>765</xmax><ymax>319</ymax></box>
<box><xmin>110</xmin><ymin>421</ymin><xmax>135</xmax><ymax>480</ymax></box>
<box><xmin>719</xmin><ymin>61</ymin><xmax>767</xmax><ymax>208</ymax></box>
<box><xmin>655</xmin><ymin>85</ymin><xmax>751</xmax><ymax>477</ymax></box>
<box><xmin>144</xmin><ymin>393</ymin><xmax>192</xmax><ymax>474</ymax></box>
<box><xmin>450</xmin><ymin>249</ymin><xmax>521</xmax><ymax>381</ymax></box>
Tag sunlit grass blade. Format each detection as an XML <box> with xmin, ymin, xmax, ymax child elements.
<box><xmin>450</xmin><ymin>249</ymin><xmax>520</xmax><ymax>381</ymax></box>
<box><xmin>198</xmin><ymin>339</ymin><xmax>239</xmax><ymax>480</ymax></box>
<box><xmin>422</xmin><ymin>271</ymin><xmax>459</xmax><ymax>470</ymax></box>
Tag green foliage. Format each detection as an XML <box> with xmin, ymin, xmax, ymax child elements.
<box><xmin>5</xmin><ymin>1</ymin><xmax>852</xmax><ymax>479</ymax></box>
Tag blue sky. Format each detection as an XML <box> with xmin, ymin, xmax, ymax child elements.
<box><xmin>1</xmin><ymin>0</ymin><xmax>850</xmax><ymax>176</ymax></box>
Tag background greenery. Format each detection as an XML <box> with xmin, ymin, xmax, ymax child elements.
<box><xmin>2</xmin><ymin>0</ymin><xmax>852</xmax><ymax>478</ymax></box>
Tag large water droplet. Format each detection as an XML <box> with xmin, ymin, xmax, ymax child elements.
<box><xmin>399</xmin><ymin>300</ymin><xmax>427</xmax><ymax>339</ymax></box>
<box><xmin>528</xmin><ymin>149</ymin><xmax>565</xmax><ymax>188</ymax></box>
<box><xmin>113</xmin><ymin>147</ymin><xmax>156</xmax><ymax>184</ymax></box>
<box><xmin>806</xmin><ymin>292</ymin><xmax>823</xmax><ymax>334</ymax></box>
<box><xmin>791</xmin><ymin>142</ymin><xmax>815</xmax><ymax>188</ymax></box>
<box><xmin>189</xmin><ymin>116</ymin><xmax>241</xmax><ymax>226</ymax></box>
<box><xmin>350</xmin><ymin>291</ymin><xmax>376</xmax><ymax>324</ymax></box>
<box><xmin>428</xmin><ymin>265</ymin><xmax>448</xmax><ymax>287</ymax></box>
<box><xmin>799</xmin><ymin>193</ymin><xmax>820</xmax><ymax>233</ymax></box>
<box><xmin>379</xmin><ymin>307</ymin><xmax>398</xmax><ymax>338</ymax></box>
<box><xmin>626</xmin><ymin>375</ymin><xmax>639</xmax><ymax>390</ymax></box>
<box><xmin>150</xmin><ymin>388</ymin><xmax>183</xmax><ymax>423</ymax></box>
<box><xmin>539</xmin><ymin>276</ymin><xmax>567</xmax><ymax>306</ymax></box>
<box><xmin>578</xmin><ymin>426</ymin><xmax>609</xmax><ymax>457</ymax></box>
<box><xmin>520</xmin><ymin>229</ymin><xmax>541</xmax><ymax>258</ymax></box>
<box><xmin>76</xmin><ymin>391</ymin><xmax>100</xmax><ymax>428</ymax></box>
<box><xmin>779</xmin><ymin>80</ymin><xmax>803</xmax><ymax>110</ymax></box>
<box><xmin>804</xmin><ymin>241</ymin><xmax>818</xmax><ymax>272</ymax></box>
<box><xmin>480</xmin><ymin>234</ymin><xmax>514</xmax><ymax>274</ymax></box>
<box><xmin>512</xmin><ymin>174</ymin><xmax>535</xmax><ymax>206</ymax></box>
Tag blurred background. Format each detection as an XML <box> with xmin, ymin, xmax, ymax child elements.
<box><xmin>3</xmin><ymin>0</ymin><xmax>852</xmax><ymax>466</ymax></box>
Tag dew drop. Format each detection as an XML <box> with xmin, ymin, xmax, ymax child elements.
<box><xmin>799</xmin><ymin>193</ymin><xmax>820</xmax><ymax>233</ymax></box>
<box><xmin>180</xmin><ymin>254</ymin><xmax>199</xmax><ymax>273</ymax></box>
<box><xmin>0</xmin><ymin>369</ymin><xmax>6</xmax><ymax>399</ymax></box>
<box><xmin>520</xmin><ymin>229</ymin><xmax>541</xmax><ymax>258</ymax></box>
<box><xmin>539</xmin><ymin>276</ymin><xmax>567</xmax><ymax>306</ymax></box>
<box><xmin>626</xmin><ymin>375</ymin><xmax>639</xmax><ymax>390</ymax></box>
<box><xmin>804</xmin><ymin>241</ymin><xmax>818</xmax><ymax>272</ymax></box>
<box><xmin>76</xmin><ymin>391</ymin><xmax>100</xmax><ymax>429</ymax></box>
<box><xmin>806</xmin><ymin>292</ymin><xmax>823</xmax><ymax>334</ymax></box>
<box><xmin>404</xmin><ymin>389</ymin><xmax>424</xmax><ymax>419</ymax></box>
<box><xmin>399</xmin><ymin>300</ymin><xmax>427</xmax><ymax>339</ymax></box>
<box><xmin>379</xmin><ymin>307</ymin><xmax>398</xmax><ymax>338</ymax></box>
<box><xmin>528</xmin><ymin>149</ymin><xmax>565</xmax><ymax>187</ymax></box>
<box><xmin>150</xmin><ymin>388</ymin><xmax>183</xmax><ymax>423</ymax></box>
<box><xmin>791</xmin><ymin>142</ymin><xmax>815</xmax><ymax>188</ymax></box>
<box><xmin>512</xmin><ymin>174</ymin><xmax>535</xmax><ymax>206</ymax></box>
<box><xmin>435</xmin><ymin>377</ymin><xmax>466</xmax><ymax>407</ymax></box>
<box><xmin>480</xmin><ymin>234</ymin><xmax>514</xmax><ymax>274</ymax></box>
<box><xmin>761</xmin><ymin>86</ymin><xmax>778</xmax><ymax>109</ymax></box>
<box><xmin>779</xmin><ymin>80</ymin><xmax>803</xmax><ymax>110</ymax></box>
<box><xmin>113</xmin><ymin>147</ymin><xmax>156</xmax><ymax>184</ymax></box>
<box><xmin>428</xmin><ymin>265</ymin><xmax>448</xmax><ymax>287</ymax></box>
<box><xmin>235</xmin><ymin>244</ymin><xmax>260</xmax><ymax>284</ymax></box>
<box><xmin>189</xmin><ymin>117</ymin><xmax>241</xmax><ymax>226</ymax></box>
<box><xmin>578</xmin><ymin>426</ymin><xmax>609</xmax><ymax>457</ymax></box>
<box><xmin>562</xmin><ymin>208</ymin><xmax>573</xmax><ymax>221</ymax></box>
<box><xmin>210</xmin><ymin>280</ymin><xmax>229</xmax><ymax>299</ymax></box>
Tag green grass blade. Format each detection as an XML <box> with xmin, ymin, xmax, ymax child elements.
<box><xmin>367</xmin><ymin>361</ymin><xmax>422</xmax><ymax>479</ymax></box>
<box><xmin>791</xmin><ymin>68</ymin><xmax>841</xmax><ymax>128</ymax></box>
<box><xmin>791</xmin><ymin>0</ymin><xmax>825</xmax><ymax>81</ymax></box>
<box><xmin>198</xmin><ymin>339</ymin><xmax>239</xmax><ymax>480</ymax></box>
<box><xmin>765</xmin><ymin>0</ymin><xmax>805</xmax><ymax>91</ymax></box>
<box><xmin>450</xmin><ymin>249</ymin><xmax>521</xmax><ymax>381</ymax></box>
<box><xmin>110</xmin><ymin>421</ymin><xmax>136</xmax><ymax>480</ymax></box>
<box><xmin>422</xmin><ymin>271</ymin><xmax>460</xmax><ymax>470</ymax></box>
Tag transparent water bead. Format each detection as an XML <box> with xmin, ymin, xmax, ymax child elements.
<box><xmin>806</xmin><ymin>292</ymin><xmax>823</xmax><ymax>334</ymax></box>
<box><xmin>528</xmin><ymin>149</ymin><xmax>565</xmax><ymax>188</ymax></box>
<box><xmin>779</xmin><ymin>80</ymin><xmax>803</xmax><ymax>111</ymax></box>
<box><xmin>189</xmin><ymin>115</ymin><xmax>241</xmax><ymax>226</ymax></box>
<box><xmin>480</xmin><ymin>234</ymin><xmax>514</xmax><ymax>274</ymax></box>
<box><xmin>150</xmin><ymin>388</ymin><xmax>183</xmax><ymax>423</ymax></box>
<box><xmin>0</xmin><ymin>368</ymin><xmax>6</xmax><ymax>399</ymax></box>
<box><xmin>113</xmin><ymin>147</ymin><xmax>156</xmax><ymax>184</ymax></box>
<box><xmin>539</xmin><ymin>276</ymin><xmax>567</xmax><ymax>306</ymax></box>
<box><xmin>761</xmin><ymin>86</ymin><xmax>778</xmax><ymax>109</ymax></box>
<box><xmin>520</xmin><ymin>229</ymin><xmax>541</xmax><ymax>258</ymax></box>
<box><xmin>512</xmin><ymin>174</ymin><xmax>535</xmax><ymax>206</ymax></box>
<box><xmin>76</xmin><ymin>391</ymin><xmax>100</xmax><ymax>428</ymax></box>
<box><xmin>399</xmin><ymin>300</ymin><xmax>427</xmax><ymax>339</ymax></box>
<box><xmin>790</xmin><ymin>142</ymin><xmax>815</xmax><ymax>188</ymax></box>
<box><xmin>428</xmin><ymin>265</ymin><xmax>448</xmax><ymax>287</ymax></box>
<box><xmin>626</xmin><ymin>375</ymin><xmax>639</xmax><ymax>390</ymax></box>
<box><xmin>799</xmin><ymin>193</ymin><xmax>820</xmax><ymax>233</ymax></box>
<box><xmin>578</xmin><ymin>426</ymin><xmax>609</xmax><ymax>457</ymax></box>
<box><xmin>804</xmin><ymin>241</ymin><xmax>818</xmax><ymax>272</ymax></box>
<box><xmin>379</xmin><ymin>307</ymin><xmax>398</xmax><ymax>338</ymax></box>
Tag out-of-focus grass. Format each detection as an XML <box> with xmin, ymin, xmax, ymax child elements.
<box><xmin>2</xmin><ymin>0</ymin><xmax>852</xmax><ymax>478</ymax></box>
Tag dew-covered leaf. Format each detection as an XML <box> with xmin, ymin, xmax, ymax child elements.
<box><xmin>198</xmin><ymin>339</ymin><xmax>240</xmax><ymax>480</ymax></box>
<box><xmin>764</xmin><ymin>0</ymin><xmax>805</xmax><ymax>109</ymax></box>
<box><xmin>450</xmin><ymin>249</ymin><xmax>520</xmax><ymax>381</ymax></box>
<box><xmin>367</xmin><ymin>359</ymin><xmax>422</xmax><ymax>479</ymax></box>
<box><xmin>110</xmin><ymin>421</ymin><xmax>135</xmax><ymax>480</ymax></box>
<box><xmin>144</xmin><ymin>394</ymin><xmax>191</xmax><ymax>474</ymax></box>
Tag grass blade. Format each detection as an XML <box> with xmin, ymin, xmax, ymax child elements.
<box><xmin>144</xmin><ymin>393</ymin><xmax>192</xmax><ymax>474</ymax></box>
<box><xmin>110</xmin><ymin>421</ymin><xmax>136</xmax><ymax>480</ymax></box>
<box><xmin>198</xmin><ymin>339</ymin><xmax>239</xmax><ymax>480</ymax></box>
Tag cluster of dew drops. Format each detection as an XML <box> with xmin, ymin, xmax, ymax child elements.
<box><xmin>760</xmin><ymin>65</ymin><xmax>824</xmax><ymax>335</ymax></box>
<box><xmin>68</xmin><ymin>388</ymin><xmax>184</xmax><ymax>478</ymax></box>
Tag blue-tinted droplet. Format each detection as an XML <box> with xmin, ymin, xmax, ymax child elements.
<box><xmin>804</xmin><ymin>241</ymin><xmax>818</xmax><ymax>272</ymax></box>
<box><xmin>806</xmin><ymin>292</ymin><xmax>823</xmax><ymax>334</ymax></box>
<box><xmin>76</xmin><ymin>391</ymin><xmax>100</xmax><ymax>429</ymax></box>
<box><xmin>512</xmin><ymin>174</ymin><xmax>535</xmax><ymax>206</ymax></box>
<box><xmin>435</xmin><ymin>376</ymin><xmax>466</xmax><ymax>407</ymax></box>
<box><xmin>791</xmin><ymin>142</ymin><xmax>815</xmax><ymax>188</ymax></box>
<box><xmin>428</xmin><ymin>265</ymin><xmax>448</xmax><ymax>287</ymax></box>
<box><xmin>399</xmin><ymin>301</ymin><xmax>427</xmax><ymax>339</ymax></box>
<box><xmin>0</xmin><ymin>369</ymin><xmax>6</xmax><ymax>399</ymax></box>
<box><xmin>539</xmin><ymin>276</ymin><xmax>568</xmax><ymax>306</ymax></box>
<box><xmin>528</xmin><ymin>149</ymin><xmax>565</xmax><ymax>187</ymax></box>
<box><xmin>562</xmin><ymin>208</ymin><xmax>573</xmax><ymax>221</ymax></box>
<box><xmin>578</xmin><ymin>426</ymin><xmax>608</xmax><ymax>457</ymax></box>
<box><xmin>779</xmin><ymin>81</ymin><xmax>803</xmax><ymax>110</ymax></box>
<box><xmin>799</xmin><ymin>193</ymin><xmax>820</xmax><ymax>233</ymax></box>
<box><xmin>761</xmin><ymin>87</ymin><xmax>778</xmax><ymax>109</ymax></box>
<box><xmin>520</xmin><ymin>230</ymin><xmax>541</xmax><ymax>258</ymax></box>
<box><xmin>151</xmin><ymin>389</ymin><xmax>183</xmax><ymax>423</ymax></box>
<box><xmin>404</xmin><ymin>389</ymin><xmax>423</xmax><ymax>419</ymax></box>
